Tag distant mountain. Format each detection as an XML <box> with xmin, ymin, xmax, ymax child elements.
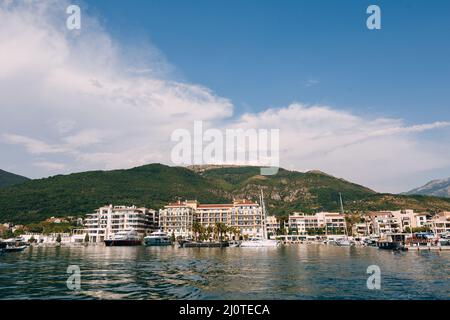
<box><xmin>0</xmin><ymin>169</ymin><xmax>29</xmax><ymax>188</ymax></box>
<box><xmin>405</xmin><ymin>178</ymin><xmax>450</xmax><ymax>198</ymax></box>
<box><xmin>0</xmin><ymin>163</ymin><xmax>450</xmax><ymax>224</ymax></box>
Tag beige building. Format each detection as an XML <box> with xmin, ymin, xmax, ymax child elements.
<box><xmin>266</xmin><ymin>215</ymin><xmax>280</xmax><ymax>237</ymax></box>
<box><xmin>159</xmin><ymin>199</ymin><xmax>263</xmax><ymax>238</ymax></box>
<box><xmin>366</xmin><ymin>210</ymin><xmax>430</xmax><ymax>235</ymax></box>
<box><xmin>428</xmin><ymin>212</ymin><xmax>450</xmax><ymax>236</ymax></box>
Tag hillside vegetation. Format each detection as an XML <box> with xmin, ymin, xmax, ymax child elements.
<box><xmin>0</xmin><ymin>169</ymin><xmax>29</xmax><ymax>188</ymax></box>
<box><xmin>1</xmin><ymin>164</ymin><xmax>450</xmax><ymax>224</ymax></box>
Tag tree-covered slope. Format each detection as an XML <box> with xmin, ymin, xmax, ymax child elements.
<box><xmin>0</xmin><ymin>169</ymin><xmax>29</xmax><ymax>188</ymax></box>
<box><xmin>0</xmin><ymin>164</ymin><xmax>227</xmax><ymax>224</ymax></box>
<box><xmin>1</xmin><ymin>164</ymin><xmax>450</xmax><ymax>224</ymax></box>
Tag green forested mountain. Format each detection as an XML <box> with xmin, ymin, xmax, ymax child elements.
<box><xmin>0</xmin><ymin>169</ymin><xmax>30</xmax><ymax>188</ymax></box>
<box><xmin>1</xmin><ymin>163</ymin><xmax>450</xmax><ymax>224</ymax></box>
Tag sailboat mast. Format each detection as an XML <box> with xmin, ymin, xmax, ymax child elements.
<box><xmin>260</xmin><ymin>189</ymin><xmax>267</xmax><ymax>240</ymax></box>
<box><xmin>339</xmin><ymin>193</ymin><xmax>348</xmax><ymax>237</ymax></box>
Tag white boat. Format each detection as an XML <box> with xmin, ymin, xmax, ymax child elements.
<box><xmin>104</xmin><ymin>229</ymin><xmax>142</xmax><ymax>246</ymax></box>
<box><xmin>335</xmin><ymin>193</ymin><xmax>352</xmax><ymax>247</ymax></box>
<box><xmin>228</xmin><ymin>240</ymin><xmax>241</xmax><ymax>247</ymax></box>
<box><xmin>240</xmin><ymin>236</ymin><xmax>278</xmax><ymax>247</ymax></box>
<box><xmin>335</xmin><ymin>238</ymin><xmax>352</xmax><ymax>246</ymax></box>
<box><xmin>144</xmin><ymin>230</ymin><xmax>172</xmax><ymax>246</ymax></box>
<box><xmin>240</xmin><ymin>190</ymin><xmax>280</xmax><ymax>248</ymax></box>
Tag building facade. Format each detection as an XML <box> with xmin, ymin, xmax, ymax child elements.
<box><xmin>287</xmin><ymin>212</ymin><xmax>346</xmax><ymax>235</ymax></box>
<box><xmin>366</xmin><ymin>210</ymin><xmax>430</xmax><ymax>235</ymax></box>
<box><xmin>84</xmin><ymin>205</ymin><xmax>157</xmax><ymax>242</ymax></box>
<box><xmin>266</xmin><ymin>215</ymin><xmax>280</xmax><ymax>237</ymax></box>
<box><xmin>159</xmin><ymin>199</ymin><xmax>263</xmax><ymax>238</ymax></box>
<box><xmin>428</xmin><ymin>212</ymin><xmax>450</xmax><ymax>236</ymax></box>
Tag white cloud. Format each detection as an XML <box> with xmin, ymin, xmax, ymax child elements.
<box><xmin>231</xmin><ymin>104</ymin><xmax>450</xmax><ymax>192</ymax></box>
<box><xmin>34</xmin><ymin>161</ymin><xmax>67</xmax><ymax>171</ymax></box>
<box><xmin>0</xmin><ymin>0</ymin><xmax>449</xmax><ymax>193</ymax></box>
<box><xmin>305</xmin><ymin>79</ymin><xmax>319</xmax><ymax>87</ymax></box>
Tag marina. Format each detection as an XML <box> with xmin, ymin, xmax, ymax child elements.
<box><xmin>0</xmin><ymin>244</ymin><xmax>448</xmax><ymax>300</ymax></box>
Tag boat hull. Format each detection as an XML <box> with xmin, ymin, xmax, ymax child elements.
<box><xmin>180</xmin><ymin>241</ymin><xmax>229</xmax><ymax>248</ymax></box>
<box><xmin>104</xmin><ymin>240</ymin><xmax>142</xmax><ymax>247</ymax></box>
<box><xmin>377</xmin><ymin>241</ymin><xmax>405</xmax><ymax>250</ymax></box>
<box><xmin>4</xmin><ymin>245</ymin><xmax>27</xmax><ymax>252</ymax></box>
<box><xmin>240</xmin><ymin>240</ymin><xmax>279</xmax><ymax>247</ymax></box>
<box><xmin>144</xmin><ymin>238</ymin><xmax>172</xmax><ymax>246</ymax></box>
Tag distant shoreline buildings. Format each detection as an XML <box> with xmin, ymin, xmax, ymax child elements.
<box><xmin>3</xmin><ymin>201</ymin><xmax>450</xmax><ymax>244</ymax></box>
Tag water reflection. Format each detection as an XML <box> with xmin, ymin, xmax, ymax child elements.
<box><xmin>0</xmin><ymin>245</ymin><xmax>448</xmax><ymax>299</ymax></box>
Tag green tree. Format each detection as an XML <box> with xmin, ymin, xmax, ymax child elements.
<box><xmin>84</xmin><ymin>233</ymin><xmax>89</xmax><ymax>243</ymax></box>
<box><xmin>192</xmin><ymin>222</ymin><xmax>203</xmax><ymax>242</ymax></box>
<box><xmin>1</xmin><ymin>229</ymin><xmax>14</xmax><ymax>239</ymax></box>
<box><xmin>28</xmin><ymin>236</ymin><xmax>36</xmax><ymax>243</ymax></box>
<box><xmin>206</xmin><ymin>226</ymin><xmax>214</xmax><ymax>240</ymax></box>
<box><xmin>13</xmin><ymin>229</ymin><xmax>25</xmax><ymax>237</ymax></box>
<box><xmin>56</xmin><ymin>234</ymin><xmax>62</xmax><ymax>243</ymax></box>
<box><xmin>214</xmin><ymin>222</ymin><xmax>227</xmax><ymax>242</ymax></box>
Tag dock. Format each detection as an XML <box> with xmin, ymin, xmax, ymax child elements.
<box><xmin>406</xmin><ymin>245</ymin><xmax>450</xmax><ymax>251</ymax></box>
<box><xmin>179</xmin><ymin>241</ymin><xmax>229</xmax><ymax>248</ymax></box>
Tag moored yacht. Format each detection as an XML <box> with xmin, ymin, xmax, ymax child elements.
<box><xmin>104</xmin><ymin>229</ymin><xmax>142</xmax><ymax>246</ymax></box>
<box><xmin>335</xmin><ymin>193</ymin><xmax>353</xmax><ymax>246</ymax></box>
<box><xmin>335</xmin><ymin>238</ymin><xmax>353</xmax><ymax>246</ymax></box>
<box><xmin>377</xmin><ymin>233</ymin><xmax>407</xmax><ymax>250</ymax></box>
<box><xmin>144</xmin><ymin>230</ymin><xmax>172</xmax><ymax>246</ymax></box>
<box><xmin>240</xmin><ymin>236</ymin><xmax>278</xmax><ymax>247</ymax></box>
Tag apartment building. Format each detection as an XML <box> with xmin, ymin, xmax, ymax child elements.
<box><xmin>428</xmin><ymin>212</ymin><xmax>450</xmax><ymax>236</ymax></box>
<box><xmin>352</xmin><ymin>222</ymin><xmax>371</xmax><ymax>236</ymax></box>
<box><xmin>366</xmin><ymin>210</ymin><xmax>430</xmax><ymax>235</ymax></box>
<box><xmin>158</xmin><ymin>200</ymin><xmax>197</xmax><ymax>238</ymax></box>
<box><xmin>158</xmin><ymin>199</ymin><xmax>263</xmax><ymax>238</ymax></box>
<box><xmin>287</xmin><ymin>212</ymin><xmax>346</xmax><ymax>235</ymax></box>
<box><xmin>266</xmin><ymin>215</ymin><xmax>280</xmax><ymax>236</ymax></box>
<box><xmin>84</xmin><ymin>205</ymin><xmax>157</xmax><ymax>242</ymax></box>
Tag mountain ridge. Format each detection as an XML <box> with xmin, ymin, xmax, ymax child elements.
<box><xmin>405</xmin><ymin>177</ymin><xmax>450</xmax><ymax>198</ymax></box>
<box><xmin>0</xmin><ymin>163</ymin><xmax>450</xmax><ymax>224</ymax></box>
<box><xmin>0</xmin><ymin>169</ymin><xmax>30</xmax><ymax>189</ymax></box>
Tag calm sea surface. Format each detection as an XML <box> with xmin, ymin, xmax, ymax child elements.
<box><xmin>0</xmin><ymin>245</ymin><xmax>448</xmax><ymax>300</ymax></box>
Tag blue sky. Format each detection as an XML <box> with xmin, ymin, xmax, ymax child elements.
<box><xmin>83</xmin><ymin>0</ymin><xmax>450</xmax><ymax>123</ymax></box>
<box><xmin>1</xmin><ymin>0</ymin><xmax>450</xmax><ymax>193</ymax></box>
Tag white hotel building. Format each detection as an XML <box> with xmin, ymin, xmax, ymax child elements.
<box><xmin>84</xmin><ymin>205</ymin><xmax>157</xmax><ymax>242</ymax></box>
<box><xmin>159</xmin><ymin>199</ymin><xmax>264</xmax><ymax>238</ymax></box>
<box><xmin>287</xmin><ymin>212</ymin><xmax>347</xmax><ymax>235</ymax></box>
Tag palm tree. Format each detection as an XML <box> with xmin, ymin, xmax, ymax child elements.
<box><xmin>192</xmin><ymin>222</ymin><xmax>202</xmax><ymax>242</ymax></box>
<box><xmin>214</xmin><ymin>222</ymin><xmax>227</xmax><ymax>242</ymax></box>
<box><xmin>206</xmin><ymin>226</ymin><xmax>214</xmax><ymax>241</ymax></box>
<box><xmin>230</xmin><ymin>226</ymin><xmax>241</xmax><ymax>240</ymax></box>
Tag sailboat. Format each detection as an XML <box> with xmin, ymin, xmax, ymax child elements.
<box><xmin>335</xmin><ymin>193</ymin><xmax>352</xmax><ymax>247</ymax></box>
<box><xmin>240</xmin><ymin>190</ymin><xmax>279</xmax><ymax>248</ymax></box>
